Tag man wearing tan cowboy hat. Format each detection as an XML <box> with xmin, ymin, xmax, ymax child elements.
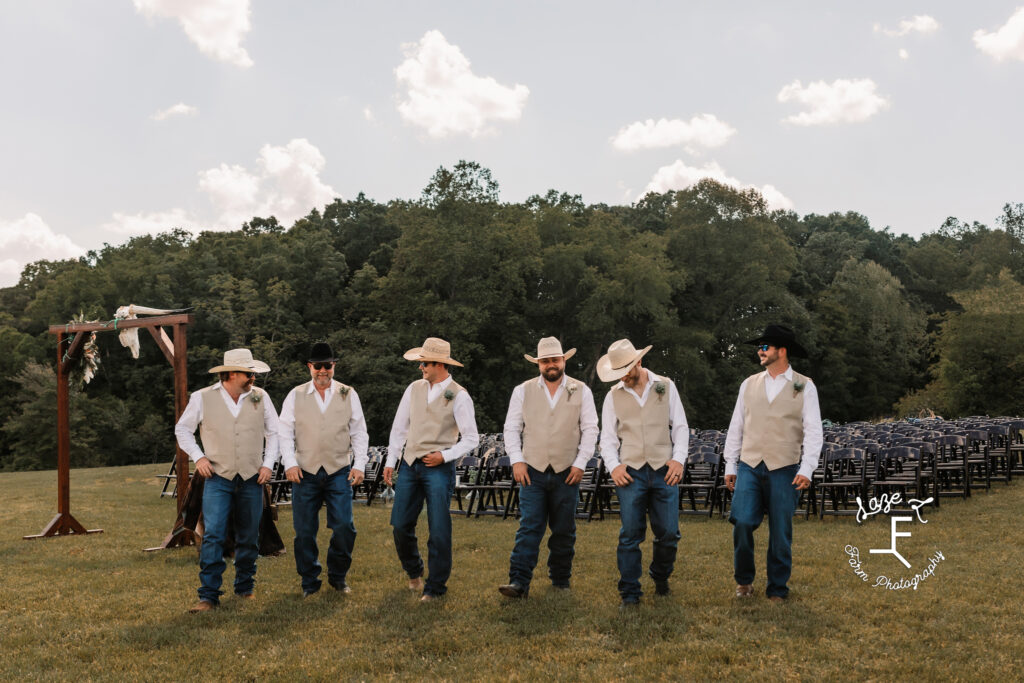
<box><xmin>278</xmin><ymin>342</ymin><xmax>369</xmax><ymax>598</ymax></box>
<box><xmin>723</xmin><ymin>324</ymin><xmax>822</xmax><ymax>603</ymax></box>
<box><xmin>174</xmin><ymin>348</ymin><xmax>279</xmax><ymax>613</ymax></box>
<box><xmin>597</xmin><ymin>339</ymin><xmax>689</xmax><ymax>607</ymax></box>
<box><xmin>498</xmin><ymin>337</ymin><xmax>599</xmax><ymax>599</ymax></box>
<box><xmin>384</xmin><ymin>337</ymin><xmax>479</xmax><ymax>602</ymax></box>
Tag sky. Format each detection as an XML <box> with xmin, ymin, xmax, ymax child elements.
<box><xmin>2</xmin><ymin>1</ymin><xmax>1024</xmax><ymax>286</ymax></box>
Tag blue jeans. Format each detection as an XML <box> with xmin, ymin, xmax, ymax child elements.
<box><xmin>198</xmin><ymin>473</ymin><xmax>263</xmax><ymax>604</ymax></box>
<box><xmin>508</xmin><ymin>465</ymin><xmax>579</xmax><ymax>590</ymax></box>
<box><xmin>615</xmin><ymin>464</ymin><xmax>681</xmax><ymax>600</ymax></box>
<box><xmin>390</xmin><ymin>459</ymin><xmax>455</xmax><ymax>597</ymax></box>
<box><xmin>730</xmin><ymin>461</ymin><xmax>800</xmax><ymax>598</ymax></box>
<box><xmin>291</xmin><ymin>466</ymin><xmax>356</xmax><ymax>593</ymax></box>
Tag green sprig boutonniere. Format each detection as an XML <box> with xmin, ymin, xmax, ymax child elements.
<box><xmin>793</xmin><ymin>380</ymin><xmax>806</xmax><ymax>398</ymax></box>
<box><xmin>250</xmin><ymin>391</ymin><xmax>262</xmax><ymax>408</ymax></box>
<box><xmin>443</xmin><ymin>389</ymin><xmax>455</xmax><ymax>405</ymax></box>
<box><xmin>338</xmin><ymin>385</ymin><xmax>350</xmax><ymax>398</ymax></box>
<box><xmin>654</xmin><ymin>381</ymin><xmax>667</xmax><ymax>402</ymax></box>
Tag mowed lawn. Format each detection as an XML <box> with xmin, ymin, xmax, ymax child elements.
<box><xmin>1</xmin><ymin>464</ymin><xmax>1020</xmax><ymax>681</ymax></box>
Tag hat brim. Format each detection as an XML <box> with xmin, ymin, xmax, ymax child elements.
<box><xmin>596</xmin><ymin>345</ymin><xmax>652</xmax><ymax>382</ymax></box>
<box><xmin>744</xmin><ymin>336</ymin><xmax>808</xmax><ymax>358</ymax></box>
<box><xmin>402</xmin><ymin>348</ymin><xmax>464</xmax><ymax>367</ymax></box>
<box><xmin>524</xmin><ymin>348</ymin><xmax>576</xmax><ymax>364</ymax></box>
<box><xmin>306</xmin><ymin>357</ymin><xmax>338</xmax><ymax>364</ymax></box>
<box><xmin>209</xmin><ymin>360</ymin><xmax>271</xmax><ymax>374</ymax></box>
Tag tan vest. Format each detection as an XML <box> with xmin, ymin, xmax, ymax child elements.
<box><xmin>293</xmin><ymin>380</ymin><xmax>353</xmax><ymax>475</ymax></box>
<box><xmin>520</xmin><ymin>377</ymin><xmax>583</xmax><ymax>473</ymax></box>
<box><xmin>739</xmin><ymin>371</ymin><xmax>808</xmax><ymax>470</ymax></box>
<box><xmin>199</xmin><ymin>385</ymin><xmax>266</xmax><ymax>480</ymax></box>
<box><xmin>404</xmin><ymin>379</ymin><xmax>464</xmax><ymax>465</ymax></box>
<box><xmin>611</xmin><ymin>375</ymin><xmax>673</xmax><ymax>470</ymax></box>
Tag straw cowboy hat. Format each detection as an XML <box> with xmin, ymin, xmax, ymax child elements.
<box><xmin>744</xmin><ymin>324</ymin><xmax>808</xmax><ymax>358</ymax></box>
<box><xmin>524</xmin><ymin>337</ymin><xmax>576</xmax><ymax>364</ymax></box>
<box><xmin>403</xmin><ymin>337</ymin><xmax>464</xmax><ymax>367</ymax></box>
<box><xmin>208</xmin><ymin>348</ymin><xmax>271</xmax><ymax>374</ymax></box>
<box><xmin>597</xmin><ymin>339</ymin><xmax>652</xmax><ymax>382</ymax></box>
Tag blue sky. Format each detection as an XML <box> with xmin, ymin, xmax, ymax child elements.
<box><xmin>2</xmin><ymin>1</ymin><xmax>1023</xmax><ymax>285</ymax></box>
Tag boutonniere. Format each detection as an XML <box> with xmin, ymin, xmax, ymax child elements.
<box><xmin>250</xmin><ymin>391</ymin><xmax>261</xmax><ymax>408</ymax></box>
<box><xmin>654</xmin><ymin>381</ymin><xmax>667</xmax><ymax>401</ymax></box>
<box><xmin>793</xmin><ymin>380</ymin><xmax>806</xmax><ymax>398</ymax></box>
<box><xmin>566</xmin><ymin>383</ymin><xmax>578</xmax><ymax>398</ymax></box>
<box><xmin>443</xmin><ymin>389</ymin><xmax>455</xmax><ymax>405</ymax></box>
<box><xmin>338</xmin><ymin>385</ymin><xmax>350</xmax><ymax>398</ymax></box>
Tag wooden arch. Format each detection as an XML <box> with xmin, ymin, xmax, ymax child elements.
<box><xmin>24</xmin><ymin>313</ymin><xmax>195</xmax><ymax>548</ymax></box>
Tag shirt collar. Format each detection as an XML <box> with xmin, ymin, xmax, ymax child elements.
<box><xmin>217</xmin><ymin>381</ymin><xmax>252</xmax><ymax>400</ymax></box>
<box><xmin>305</xmin><ymin>379</ymin><xmax>338</xmax><ymax>394</ymax></box>
<box><xmin>765</xmin><ymin>365</ymin><xmax>794</xmax><ymax>382</ymax></box>
<box><xmin>534</xmin><ymin>374</ymin><xmax>568</xmax><ymax>389</ymax></box>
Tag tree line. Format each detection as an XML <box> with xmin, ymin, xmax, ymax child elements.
<box><xmin>2</xmin><ymin>161</ymin><xmax>1022</xmax><ymax>471</ymax></box>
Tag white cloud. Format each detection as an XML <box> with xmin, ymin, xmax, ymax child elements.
<box><xmin>973</xmin><ymin>8</ymin><xmax>1024</xmax><ymax>62</ymax></box>
<box><xmin>777</xmin><ymin>78</ymin><xmax>890</xmax><ymax>126</ymax></box>
<box><xmin>102</xmin><ymin>209</ymin><xmax>197</xmax><ymax>236</ymax></box>
<box><xmin>899</xmin><ymin>48</ymin><xmax>910</xmax><ymax>60</ymax></box>
<box><xmin>133</xmin><ymin>0</ymin><xmax>253</xmax><ymax>68</ymax></box>
<box><xmin>874</xmin><ymin>15</ymin><xmax>939</xmax><ymax>38</ymax></box>
<box><xmin>151</xmin><ymin>103</ymin><xmax>199</xmax><ymax>121</ymax></box>
<box><xmin>395</xmin><ymin>30</ymin><xmax>529</xmax><ymax>138</ymax></box>
<box><xmin>639</xmin><ymin>160</ymin><xmax>794</xmax><ymax>211</ymax></box>
<box><xmin>611</xmin><ymin>114</ymin><xmax>736</xmax><ymax>152</ymax></box>
<box><xmin>199</xmin><ymin>138</ymin><xmax>339</xmax><ymax>228</ymax></box>
<box><xmin>0</xmin><ymin>213</ymin><xmax>85</xmax><ymax>286</ymax></box>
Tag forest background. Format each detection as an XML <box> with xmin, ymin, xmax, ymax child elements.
<box><xmin>2</xmin><ymin>161</ymin><xmax>1022</xmax><ymax>472</ymax></box>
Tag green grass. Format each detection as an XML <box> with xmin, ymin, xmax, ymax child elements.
<box><xmin>1</xmin><ymin>464</ymin><xmax>1020</xmax><ymax>681</ymax></box>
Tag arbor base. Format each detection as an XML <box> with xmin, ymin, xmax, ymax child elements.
<box><xmin>24</xmin><ymin>512</ymin><xmax>103</xmax><ymax>539</ymax></box>
<box><xmin>143</xmin><ymin>525</ymin><xmax>197</xmax><ymax>552</ymax></box>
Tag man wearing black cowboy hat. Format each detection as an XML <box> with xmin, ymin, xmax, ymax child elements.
<box><xmin>723</xmin><ymin>324</ymin><xmax>822</xmax><ymax>603</ymax></box>
<box><xmin>278</xmin><ymin>342</ymin><xmax>369</xmax><ymax>597</ymax></box>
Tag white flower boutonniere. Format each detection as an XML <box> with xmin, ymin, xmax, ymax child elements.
<box><xmin>654</xmin><ymin>381</ymin><xmax>667</xmax><ymax>402</ymax></box>
<box><xmin>250</xmin><ymin>391</ymin><xmax>261</xmax><ymax>409</ymax></box>
<box><xmin>793</xmin><ymin>380</ymin><xmax>806</xmax><ymax>398</ymax></box>
<box><xmin>443</xmin><ymin>389</ymin><xmax>455</xmax><ymax>405</ymax></box>
<box><xmin>566</xmin><ymin>383</ymin><xmax>578</xmax><ymax>399</ymax></box>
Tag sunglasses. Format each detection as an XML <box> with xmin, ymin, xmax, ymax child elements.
<box><xmin>311</xmin><ymin>362</ymin><xmax>334</xmax><ymax>371</ymax></box>
<box><xmin>756</xmin><ymin>344</ymin><xmax>772</xmax><ymax>352</ymax></box>
<box><xmin>237</xmin><ymin>371</ymin><xmax>255</xmax><ymax>378</ymax></box>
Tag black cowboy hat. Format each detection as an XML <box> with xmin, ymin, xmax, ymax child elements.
<box><xmin>744</xmin><ymin>324</ymin><xmax>808</xmax><ymax>358</ymax></box>
<box><xmin>307</xmin><ymin>342</ymin><xmax>337</xmax><ymax>364</ymax></box>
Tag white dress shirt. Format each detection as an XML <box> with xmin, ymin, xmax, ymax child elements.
<box><xmin>174</xmin><ymin>382</ymin><xmax>280</xmax><ymax>471</ymax></box>
<box><xmin>599</xmin><ymin>368</ymin><xmax>689</xmax><ymax>471</ymax></box>
<box><xmin>277</xmin><ymin>380</ymin><xmax>370</xmax><ymax>473</ymax></box>
<box><xmin>503</xmin><ymin>374</ymin><xmax>600</xmax><ymax>471</ymax></box>
<box><xmin>722</xmin><ymin>365</ymin><xmax>823</xmax><ymax>481</ymax></box>
<box><xmin>386</xmin><ymin>375</ymin><xmax>480</xmax><ymax>468</ymax></box>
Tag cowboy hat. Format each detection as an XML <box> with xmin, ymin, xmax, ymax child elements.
<box><xmin>209</xmin><ymin>348</ymin><xmax>271</xmax><ymax>374</ymax></box>
<box><xmin>307</xmin><ymin>342</ymin><xmax>337</xmax><ymax>364</ymax></box>
<box><xmin>597</xmin><ymin>339</ymin><xmax>652</xmax><ymax>382</ymax></box>
<box><xmin>524</xmin><ymin>337</ymin><xmax>576</xmax><ymax>363</ymax></box>
<box><xmin>744</xmin><ymin>324</ymin><xmax>808</xmax><ymax>358</ymax></box>
<box><xmin>403</xmin><ymin>337</ymin><xmax>464</xmax><ymax>367</ymax></box>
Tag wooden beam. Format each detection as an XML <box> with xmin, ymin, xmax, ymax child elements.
<box><xmin>48</xmin><ymin>313</ymin><xmax>193</xmax><ymax>335</ymax></box>
<box><xmin>146</xmin><ymin>325</ymin><xmax>175</xmax><ymax>365</ymax></box>
<box><xmin>59</xmin><ymin>331</ymin><xmax>88</xmax><ymax>376</ymax></box>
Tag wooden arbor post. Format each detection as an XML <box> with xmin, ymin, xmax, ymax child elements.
<box><xmin>24</xmin><ymin>313</ymin><xmax>195</xmax><ymax>542</ymax></box>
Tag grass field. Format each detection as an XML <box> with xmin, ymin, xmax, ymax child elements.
<box><xmin>1</xmin><ymin>464</ymin><xmax>1021</xmax><ymax>681</ymax></box>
